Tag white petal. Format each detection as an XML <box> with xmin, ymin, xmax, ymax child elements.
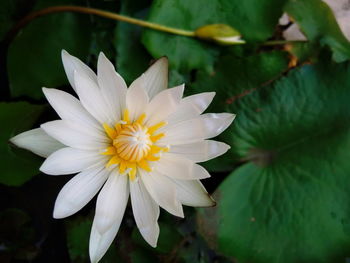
<box><xmin>132</xmin><ymin>57</ymin><xmax>168</xmax><ymax>100</ymax></box>
<box><xmin>140</xmin><ymin>170</ymin><xmax>184</xmax><ymax>218</ymax></box>
<box><xmin>89</xmin><ymin>216</ymin><xmax>120</xmax><ymax>263</ymax></box>
<box><xmin>10</xmin><ymin>128</ymin><xmax>64</xmax><ymax>158</ymax></box>
<box><xmin>95</xmin><ymin>172</ymin><xmax>129</xmax><ymax>234</ymax></box>
<box><xmin>130</xmin><ymin>179</ymin><xmax>160</xmax><ymax>247</ymax></box>
<box><xmin>171</xmin><ymin>179</ymin><xmax>215</xmax><ymax>207</ymax></box>
<box><xmin>159</xmin><ymin>113</ymin><xmax>235</xmax><ymax>145</ymax></box>
<box><xmin>74</xmin><ymin>70</ymin><xmax>114</xmax><ymax>125</ymax></box>
<box><xmin>53</xmin><ymin>165</ymin><xmax>109</xmax><ymax>218</ymax></box>
<box><xmin>145</xmin><ymin>84</ymin><xmax>184</xmax><ymax>126</ymax></box>
<box><xmin>167</xmin><ymin>92</ymin><xmax>215</xmax><ymax>125</ymax></box>
<box><xmin>97</xmin><ymin>52</ymin><xmax>127</xmax><ymax>123</ymax></box>
<box><xmin>126</xmin><ymin>79</ymin><xmax>149</xmax><ymax>122</ymax></box>
<box><xmin>41</xmin><ymin>120</ymin><xmax>108</xmax><ymax>150</ymax></box>
<box><xmin>61</xmin><ymin>50</ymin><xmax>97</xmax><ymax>91</ymax></box>
<box><xmin>169</xmin><ymin>140</ymin><xmax>230</xmax><ymax>162</ymax></box>
<box><xmin>155</xmin><ymin>154</ymin><xmax>210</xmax><ymax>180</ymax></box>
<box><xmin>40</xmin><ymin>147</ymin><xmax>106</xmax><ymax>175</ymax></box>
<box><xmin>42</xmin><ymin>88</ymin><xmax>101</xmax><ymax>130</ymax></box>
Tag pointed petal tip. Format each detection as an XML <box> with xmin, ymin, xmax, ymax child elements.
<box><xmin>53</xmin><ymin>201</ymin><xmax>72</xmax><ymax>219</ymax></box>
<box><xmin>61</xmin><ymin>49</ymin><xmax>70</xmax><ymax>60</ymax></box>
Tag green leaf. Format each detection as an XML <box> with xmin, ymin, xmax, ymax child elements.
<box><xmin>285</xmin><ymin>0</ymin><xmax>350</xmax><ymax>62</ymax></box>
<box><xmin>198</xmin><ymin>61</ymin><xmax>350</xmax><ymax>262</ymax></box>
<box><xmin>132</xmin><ymin>221</ymin><xmax>182</xmax><ymax>253</ymax></box>
<box><xmin>190</xmin><ymin>51</ymin><xmax>289</xmax><ymax>171</ymax></box>
<box><xmin>66</xmin><ymin>216</ymin><xmax>119</xmax><ymax>263</ymax></box>
<box><xmin>115</xmin><ymin>0</ymin><xmax>152</xmax><ymax>85</ymax></box>
<box><xmin>1</xmin><ymin>102</ymin><xmax>45</xmax><ymax>186</ymax></box>
<box><xmin>0</xmin><ymin>0</ymin><xmax>31</xmax><ymax>40</ymax></box>
<box><xmin>7</xmin><ymin>3</ymin><xmax>92</xmax><ymax>99</ymax></box>
<box><xmin>142</xmin><ymin>0</ymin><xmax>287</xmax><ymax>72</ymax></box>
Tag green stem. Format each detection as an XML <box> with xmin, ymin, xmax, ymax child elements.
<box><xmin>5</xmin><ymin>5</ymin><xmax>308</xmax><ymax>47</ymax></box>
<box><xmin>5</xmin><ymin>5</ymin><xmax>195</xmax><ymax>44</ymax></box>
<box><xmin>262</xmin><ymin>40</ymin><xmax>308</xmax><ymax>46</ymax></box>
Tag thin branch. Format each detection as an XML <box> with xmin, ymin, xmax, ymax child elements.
<box><xmin>4</xmin><ymin>5</ymin><xmax>195</xmax><ymax>44</ymax></box>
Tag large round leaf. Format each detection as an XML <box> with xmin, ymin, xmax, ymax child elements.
<box><xmin>142</xmin><ymin>0</ymin><xmax>287</xmax><ymax>72</ymax></box>
<box><xmin>198</xmin><ymin>62</ymin><xmax>350</xmax><ymax>262</ymax></box>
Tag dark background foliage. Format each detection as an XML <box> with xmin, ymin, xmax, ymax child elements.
<box><xmin>2</xmin><ymin>0</ymin><xmax>350</xmax><ymax>262</ymax></box>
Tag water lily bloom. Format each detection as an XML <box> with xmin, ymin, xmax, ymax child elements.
<box><xmin>10</xmin><ymin>51</ymin><xmax>235</xmax><ymax>262</ymax></box>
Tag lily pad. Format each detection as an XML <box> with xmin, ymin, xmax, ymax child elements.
<box><xmin>198</xmin><ymin>61</ymin><xmax>350</xmax><ymax>263</ymax></box>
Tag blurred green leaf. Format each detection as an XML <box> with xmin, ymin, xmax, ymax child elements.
<box><xmin>190</xmin><ymin>51</ymin><xmax>289</xmax><ymax>171</ymax></box>
<box><xmin>66</xmin><ymin>216</ymin><xmax>119</xmax><ymax>263</ymax></box>
<box><xmin>0</xmin><ymin>102</ymin><xmax>45</xmax><ymax>186</ymax></box>
<box><xmin>0</xmin><ymin>0</ymin><xmax>32</xmax><ymax>40</ymax></box>
<box><xmin>7</xmin><ymin>1</ymin><xmax>92</xmax><ymax>99</ymax></box>
<box><xmin>0</xmin><ymin>208</ymin><xmax>38</xmax><ymax>261</ymax></box>
<box><xmin>115</xmin><ymin>0</ymin><xmax>152</xmax><ymax>85</ymax></box>
<box><xmin>132</xmin><ymin>221</ymin><xmax>182</xmax><ymax>254</ymax></box>
<box><xmin>143</xmin><ymin>0</ymin><xmax>287</xmax><ymax>72</ymax></box>
<box><xmin>285</xmin><ymin>0</ymin><xmax>350</xmax><ymax>62</ymax></box>
<box><xmin>198</xmin><ymin>61</ymin><xmax>350</xmax><ymax>263</ymax></box>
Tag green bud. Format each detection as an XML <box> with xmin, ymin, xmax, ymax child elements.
<box><xmin>194</xmin><ymin>24</ymin><xmax>245</xmax><ymax>45</ymax></box>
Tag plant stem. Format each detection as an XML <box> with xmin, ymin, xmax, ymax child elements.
<box><xmin>4</xmin><ymin>5</ymin><xmax>308</xmax><ymax>47</ymax></box>
<box><xmin>5</xmin><ymin>5</ymin><xmax>195</xmax><ymax>44</ymax></box>
<box><xmin>262</xmin><ymin>40</ymin><xmax>308</xmax><ymax>46</ymax></box>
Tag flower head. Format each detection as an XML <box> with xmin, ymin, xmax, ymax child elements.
<box><xmin>10</xmin><ymin>51</ymin><xmax>235</xmax><ymax>262</ymax></box>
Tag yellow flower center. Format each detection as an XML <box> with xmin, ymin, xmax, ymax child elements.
<box><xmin>101</xmin><ymin>110</ymin><xmax>168</xmax><ymax>180</ymax></box>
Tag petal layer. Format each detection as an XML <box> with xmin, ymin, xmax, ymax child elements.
<box><xmin>132</xmin><ymin>57</ymin><xmax>168</xmax><ymax>99</ymax></box>
<box><xmin>10</xmin><ymin>128</ymin><xmax>64</xmax><ymax>158</ymax></box>
<box><xmin>41</xmin><ymin>120</ymin><xmax>108</xmax><ymax>150</ymax></box>
<box><xmin>97</xmin><ymin>52</ymin><xmax>127</xmax><ymax>123</ymax></box>
<box><xmin>61</xmin><ymin>50</ymin><xmax>97</xmax><ymax>91</ymax></box>
<box><xmin>89</xmin><ymin>217</ymin><xmax>120</xmax><ymax>263</ymax></box>
<box><xmin>167</xmin><ymin>92</ymin><xmax>215</xmax><ymax>125</ymax></box>
<box><xmin>95</xmin><ymin>172</ymin><xmax>129</xmax><ymax>234</ymax></box>
<box><xmin>40</xmin><ymin>147</ymin><xmax>106</xmax><ymax>175</ymax></box>
<box><xmin>169</xmin><ymin>140</ymin><xmax>230</xmax><ymax>162</ymax></box>
<box><xmin>171</xmin><ymin>179</ymin><xmax>215</xmax><ymax>207</ymax></box>
<box><xmin>140</xmin><ymin>170</ymin><xmax>184</xmax><ymax>218</ymax></box>
<box><xmin>74</xmin><ymin>70</ymin><xmax>114</xmax><ymax>125</ymax></box>
<box><xmin>130</xmin><ymin>178</ymin><xmax>160</xmax><ymax>247</ymax></box>
<box><xmin>42</xmin><ymin>88</ymin><xmax>101</xmax><ymax>130</ymax></box>
<box><xmin>126</xmin><ymin>79</ymin><xmax>149</xmax><ymax>122</ymax></box>
<box><xmin>159</xmin><ymin>113</ymin><xmax>235</xmax><ymax>145</ymax></box>
<box><xmin>145</xmin><ymin>84</ymin><xmax>184</xmax><ymax>126</ymax></box>
<box><xmin>53</xmin><ymin>165</ymin><xmax>109</xmax><ymax>218</ymax></box>
<box><xmin>155</xmin><ymin>154</ymin><xmax>210</xmax><ymax>180</ymax></box>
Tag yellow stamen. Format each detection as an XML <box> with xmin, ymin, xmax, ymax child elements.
<box><xmin>115</xmin><ymin>123</ymin><xmax>122</xmax><ymax>133</ymax></box>
<box><xmin>101</xmin><ymin>110</ymin><xmax>167</xmax><ymax>179</ymax></box>
<box><xmin>135</xmin><ymin>113</ymin><xmax>146</xmax><ymax>124</ymax></box>
<box><xmin>106</xmin><ymin>155</ymin><xmax>121</xmax><ymax>167</ymax></box>
<box><xmin>128</xmin><ymin>164</ymin><xmax>137</xmax><ymax>181</ymax></box>
<box><xmin>149</xmin><ymin>145</ymin><xmax>163</xmax><ymax>154</ymax></box>
<box><xmin>123</xmin><ymin>109</ymin><xmax>130</xmax><ymax>124</ymax></box>
<box><xmin>119</xmin><ymin>160</ymin><xmax>127</xmax><ymax>174</ymax></box>
<box><xmin>146</xmin><ymin>154</ymin><xmax>160</xmax><ymax>161</ymax></box>
<box><xmin>101</xmin><ymin>146</ymin><xmax>117</xmax><ymax>155</ymax></box>
<box><xmin>150</xmin><ymin>133</ymin><xmax>165</xmax><ymax>142</ymax></box>
<box><xmin>103</xmin><ymin>123</ymin><xmax>117</xmax><ymax>140</ymax></box>
<box><xmin>137</xmin><ymin>159</ymin><xmax>152</xmax><ymax>172</ymax></box>
<box><xmin>147</xmin><ymin>121</ymin><xmax>167</xmax><ymax>135</ymax></box>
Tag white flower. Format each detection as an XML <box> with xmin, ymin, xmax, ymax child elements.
<box><xmin>10</xmin><ymin>51</ymin><xmax>235</xmax><ymax>262</ymax></box>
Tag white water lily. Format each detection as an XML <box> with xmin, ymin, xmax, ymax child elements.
<box><xmin>10</xmin><ymin>51</ymin><xmax>235</xmax><ymax>262</ymax></box>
